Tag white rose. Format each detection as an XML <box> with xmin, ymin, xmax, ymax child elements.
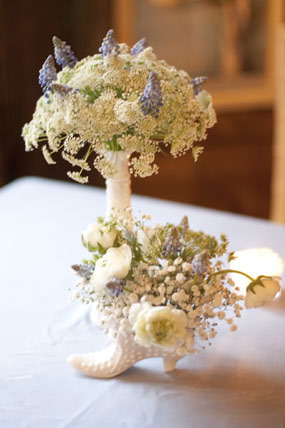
<box><xmin>82</xmin><ymin>222</ymin><xmax>117</xmax><ymax>250</ymax></box>
<box><xmin>245</xmin><ymin>276</ymin><xmax>281</xmax><ymax>309</ymax></box>
<box><xmin>90</xmin><ymin>244</ymin><xmax>132</xmax><ymax>292</ymax></box>
<box><xmin>130</xmin><ymin>304</ymin><xmax>187</xmax><ymax>348</ymax></box>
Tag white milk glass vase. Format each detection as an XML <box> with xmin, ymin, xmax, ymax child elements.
<box><xmin>105</xmin><ymin>151</ymin><xmax>132</xmax><ymax>223</ymax></box>
<box><xmin>67</xmin><ymin>149</ymin><xmax>183</xmax><ymax>378</ymax></box>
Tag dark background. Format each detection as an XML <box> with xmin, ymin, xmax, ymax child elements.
<box><xmin>0</xmin><ymin>0</ymin><xmax>272</xmax><ymax>218</ymax></box>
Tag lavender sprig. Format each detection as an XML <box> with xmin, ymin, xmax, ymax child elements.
<box><xmin>50</xmin><ymin>83</ymin><xmax>73</xmax><ymax>98</ymax></box>
<box><xmin>72</xmin><ymin>264</ymin><xmax>95</xmax><ymax>281</ymax></box>
<box><xmin>190</xmin><ymin>76</ymin><xmax>208</xmax><ymax>95</ymax></box>
<box><xmin>192</xmin><ymin>250</ymin><xmax>210</xmax><ymax>275</ymax></box>
<box><xmin>105</xmin><ymin>277</ymin><xmax>125</xmax><ymax>297</ymax></box>
<box><xmin>99</xmin><ymin>29</ymin><xmax>119</xmax><ymax>58</ymax></box>
<box><xmin>179</xmin><ymin>216</ymin><xmax>189</xmax><ymax>236</ymax></box>
<box><xmin>140</xmin><ymin>71</ymin><xmax>163</xmax><ymax>118</ymax></box>
<box><xmin>53</xmin><ymin>36</ymin><xmax>77</xmax><ymax>69</ymax></box>
<box><xmin>39</xmin><ymin>55</ymin><xmax>57</xmax><ymax>99</ymax></box>
<box><xmin>161</xmin><ymin>227</ymin><xmax>182</xmax><ymax>257</ymax></box>
<box><xmin>130</xmin><ymin>37</ymin><xmax>147</xmax><ymax>55</ymax></box>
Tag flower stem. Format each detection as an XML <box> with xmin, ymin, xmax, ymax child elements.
<box><xmin>150</xmin><ymin>133</ymin><xmax>165</xmax><ymax>141</ymax></box>
<box><xmin>50</xmin><ymin>143</ymin><xmax>65</xmax><ymax>155</ymax></box>
<box><xmin>79</xmin><ymin>144</ymin><xmax>92</xmax><ymax>175</ymax></box>
<box><xmin>210</xmin><ymin>269</ymin><xmax>255</xmax><ymax>282</ymax></box>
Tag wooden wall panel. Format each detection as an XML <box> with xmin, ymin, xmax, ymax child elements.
<box><xmin>132</xmin><ymin>110</ymin><xmax>273</xmax><ymax>219</ymax></box>
<box><xmin>0</xmin><ymin>0</ymin><xmax>111</xmax><ymax>184</ymax></box>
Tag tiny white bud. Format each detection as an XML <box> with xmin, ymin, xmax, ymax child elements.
<box><xmin>182</xmin><ymin>262</ymin><xmax>192</xmax><ymax>272</ymax></box>
<box><xmin>172</xmin><ymin>292</ymin><xmax>179</xmax><ymax>302</ymax></box>
<box><xmin>176</xmin><ymin>273</ymin><xmax>185</xmax><ymax>284</ymax></box>
<box><xmin>128</xmin><ymin>293</ymin><xmax>138</xmax><ymax>304</ymax></box>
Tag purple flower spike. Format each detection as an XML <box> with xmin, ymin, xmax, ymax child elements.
<box><xmin>140</xmin><ymin>71</ymin><xmax>163</xmax><ymax>118</ymax></box>
<box><xmin>52</xmin><ymin>36</ymin><xmax>77</xmax><ymax>69</ymax></box>
<box><xmin>161</xmin><ymin>227</ymin><xmax>181</xmax><ymax>258</ymax></box>
<box><xmin>192</xmin><ymin>251</ymin><xmax>210</xmax><ymax>275</ymax></box>
<box><xmin>72</xmin><ymin>264</ymin><xmax>95</xmax><ymax>282</ymax></box>
<box><xmin>99</xmin><ymin>29</ymin><xmax>120</xmax><ymax>58</ymax></box>
<box><xmin>190</xmin><ymin>76</ymin><xmax>208</xmax><ymax>95</ymax></box>
<box><xmin>39</xmin><ymin>55</ymin><xmax>57</xmax><ymax>97</ymax></box>
<box><xmin>130</xmin><ymin>37</ymin><xmax>147</xmax><ymax>55</ymax></box>
<box><xmin>105</xmin><ymin>277</ymin><xmax>125</xmax><ymax>297</ymax></box>
<box><xmin>50</xmin><ymin>82</ymin><xmax>73</xmax><ymax>98</ymax></box>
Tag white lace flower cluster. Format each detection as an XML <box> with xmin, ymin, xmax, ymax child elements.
<box><xmin>70</xmin><ymin>215</ymin><xmax>280</xmax><ymax>356</ymax></box>
<box><xmin>22</xmin><ymin>30</ymin><xmax>216</xmax><ymax>183</ymax></box>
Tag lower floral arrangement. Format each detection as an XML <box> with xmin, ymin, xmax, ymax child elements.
<box><xmin>67</xmin><ymin>215</ymin><xmax>281</xmax><ymax>378</ymax></box>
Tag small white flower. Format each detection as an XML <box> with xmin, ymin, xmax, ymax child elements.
<box><xmin>82</xmin><ymin>221</ymin><xmax>117</xmax><ymax>250</ymax></box>
<box><xmin>245</xmin><ymin>276</ymin><xmax>281</xmax><ymax>308</ymax></box>
<box><xmin>90</xmin><ymin>244</ymin><xmax>132</xmax><ymax>292</ymax></box>
<box><xmin>176</xmin><ymin>273</ymin><xmax>185</xmax><ymax>284</ymax></box>
<box><xmin>128</xmin><ymin>293</ymin><xmax>139</xmax><ymax>304</ymax></box>
<box><xmin>172</xmin><ymin>292</ymin><xmax>179</xmax><ymax>302</ymax></box>
<box><xmin>213</xmin><ymin>294</ymin><xmax>223</xmax><ymax>307</ymax></box>
<box><xmin>217</xmin><ymin>311</ymin><xmax>226</xmax><ymax>320</ymax></box>
<box><xmin>182</xmin><ymin>262</ymin><xmax>192</xmax><ymax>272</ymax></box>
<box><xmin>174</xmin><ymin>257</ymin><xmax>183</xmax><ymax>266</ymax></box>
<box><xmin>129</xmin><ymin>304</ymin><xmax>187</xmax><ymax>348</ymax></box>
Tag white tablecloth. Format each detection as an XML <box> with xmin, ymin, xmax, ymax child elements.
<box><xmin>1</xmin><ymin>177</ymin><xmax>285</xmax><ymax>428</ymax></box>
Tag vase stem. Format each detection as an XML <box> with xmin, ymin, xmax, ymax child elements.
<box><xmin>105</xmin><ymin>151</ymin><xmax>132</xmax><ymax>223</ymax></box>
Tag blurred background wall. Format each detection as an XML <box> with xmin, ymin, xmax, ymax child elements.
<box><xmin>0</xmin><ymin>0</ymin><xmax>284</xmax><ymax>219</ymax></box>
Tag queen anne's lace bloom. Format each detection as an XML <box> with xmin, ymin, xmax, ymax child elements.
<box><xmin>23</xmin><ymin>29</ymin><xmax>216</xmax><ymax>182</ymax></box>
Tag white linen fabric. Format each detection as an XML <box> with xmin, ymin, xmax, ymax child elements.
<box><xmin>0</xmin><ymin>177</ymin><xmax>284</xmax><ymax>428</ymax></box>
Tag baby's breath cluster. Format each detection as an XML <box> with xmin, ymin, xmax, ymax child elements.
<box><xmin>70</xmin><ymin>215</ymin><xmax>245</xmax><ymax>355</ymax></box>
<box><xmin>22</xmin><ymin>30</ymin><xmax>216</xmax><ymax>183</ymax></box>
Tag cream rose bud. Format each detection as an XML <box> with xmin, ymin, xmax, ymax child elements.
<box><xmin>82</xmin><ymin>222</ymin><xmax>117</xmax><ymax>250</ymax></box>
<box><xmin>90</xmin><ymin>244</ymin><xmax>132</xmax><ymax>292</ymax></box>
<box><xmin>245</xmin><ymin>276</ymin><xmax>281</xmax><ymax>309</ymax></box>
<box><xmin>130</xmin><ymin>305</ymin><xmax>187</xmax><ymax>348</ymax></box>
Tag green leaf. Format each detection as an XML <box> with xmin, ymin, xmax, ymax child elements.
<box><xmin>115</xmin><ymin>87</ymin><xmax>123</xmax><ymax>98</ymax></box>
<box><xmin>80</xmin><ymin>86</ymin><xmax>101</xmax><ymax>104</ymax></box>
<box><xmin>228</xmin><ymin>251</ymin><xmax>237</xmax><ymax>263</ymax></box>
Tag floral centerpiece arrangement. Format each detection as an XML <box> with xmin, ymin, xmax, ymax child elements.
<box><xmin>22</xmin><ymin>30</ymin><xmax>281</xmax><ymax>378</ymax></box>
